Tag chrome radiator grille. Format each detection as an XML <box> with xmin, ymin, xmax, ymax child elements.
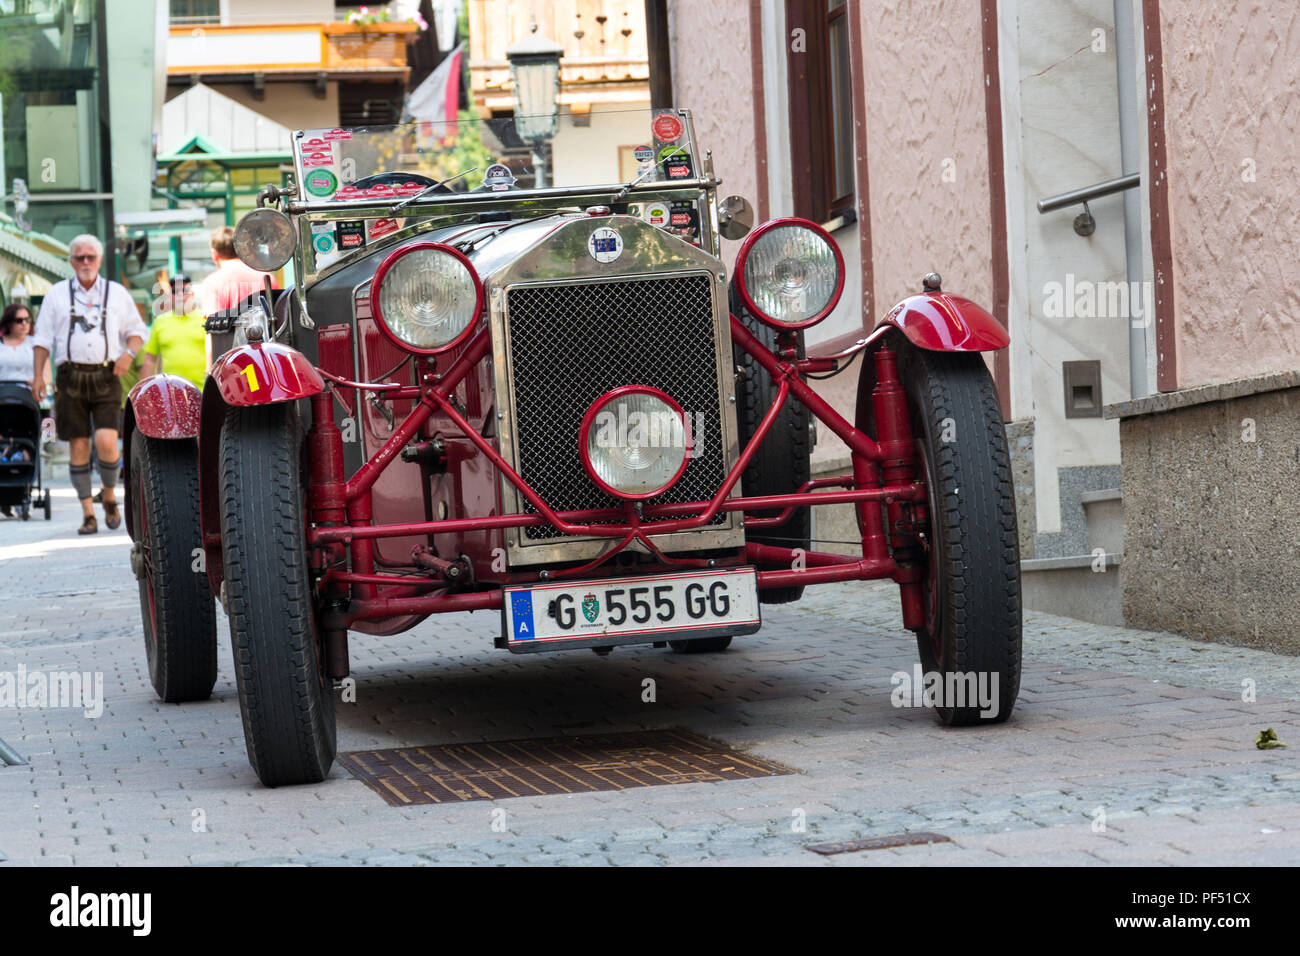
<box><xmin>505</xmin><ymin>273</ymin><xmax>728</xmax><ymax>541</ymax></box>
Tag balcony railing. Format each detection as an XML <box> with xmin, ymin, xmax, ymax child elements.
<box><xmin>166</xmin><ymin>21</ymin><xmax>418</xmax><ymax>78</ymax></box>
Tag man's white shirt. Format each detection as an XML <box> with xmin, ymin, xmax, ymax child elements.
<box><xmin>32</xmin><ymin>276</ymin><xmax>147</xmax><ymax>365</ymax></box>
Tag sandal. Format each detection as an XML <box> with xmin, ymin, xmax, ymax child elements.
<box><xmin>78</xmin><ymin>514</ymin><xmax>98</xmax><ymax>535</ymax></box>
<box><xmin>103</xmin><ymin>500</ymin><xmax>121</xmax><ymax>530</ymax></box>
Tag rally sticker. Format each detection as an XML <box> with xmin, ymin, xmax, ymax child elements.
<box><xmin>323</xmin><ymin>128</ymin><xmax>353</xmax><ymax>141</ymax></box>
<box><xmin>304</xmin><ymin>169</ymin><xmax>339</xmax><ymax>198</ymax></box>
<box><xmin>588</xmin><ymin>226</ymin><xmax>623</xmax><ymax>263</ymax></box>
<box><xmin>659</xmin><ymin>144</ymin><xmax>693</xmax><ymax>180</ymax></box>
<box><xmin>335</xmin><ymin>220</ymin><xmax>366</xmax><ymax>250</ymax></box>
<box><xmin>652</xmin><ymin>111</ymin><xmax>684</xmax><ymax>143</ymax></box>
<box><xmin>311</xmin><ymin>223</ymin><xmax>335</xmax><ymax>254</ymax></box>
<box><xmin>484</xmin><ymin>163</ymin><xmax>516</xmax><ymax>191</ymax></box>
<box><xmin>367</xmin><ymin>217</ymin><xmax>404</xmax><ymax>241</ymax></box>
<box><xmin>633</xmin><ymin>144</ymin><xmax>655</xmax><ymax>164</ymax></box>
<box><xmin>302</xmin><ymin>149</ymin><xmax>334</xmax><ymax>169</ymax></box>
<box><xmin>642</xmin><ymin>201</ymin><xmax>669</xmax><ymax>227</ymax></box>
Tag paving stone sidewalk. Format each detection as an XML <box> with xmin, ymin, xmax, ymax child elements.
<box><xmin>1</xmin><ymin>496</ymin><xmax>1297</xmax><ymax>865</ymax></box>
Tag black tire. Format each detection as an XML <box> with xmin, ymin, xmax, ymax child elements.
<box><xmin>732</xmin><ymin>293</ymin><xmax>811</xmax><ymax>605</ymax></box>
<box><xmin>861</xmin><ymin>333</ymin><xmax>1021</xmax><ymax>724</ymax></box>
<box><xmin>19</xmin><ymin>501</ymin><xmax>29</xmax><ymax>521</ymax></box>
<box><xmin>129</xmin><ymin>430</ymin><xmax>217</xmax><ymax>703</ymax></box>
<box><xmin>220</xmin><ymin>403</ymin><xmax>336</xmax><ymax>786</ymax></box>
<box><xmin>42</xmin><ymin>492</ymin><xmax>51</xmax><ymax>520</ymax></box>
<box><xmin>668</xmin><ymin>636</ymin><xmax>733</xmax><ymax>654</ymax></box>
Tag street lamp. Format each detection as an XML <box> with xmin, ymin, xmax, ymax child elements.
<box><xmin>506</xmin><ymin>22</ymin><xmax>564</xmax><ymax>188</ymax></box>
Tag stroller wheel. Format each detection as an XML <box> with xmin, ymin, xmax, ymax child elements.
<box><xmin>43</xmin><ymin>492</ymin><xmax>51</xmax><ymax>520</ymax></box>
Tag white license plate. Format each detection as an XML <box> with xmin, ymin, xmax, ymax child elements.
<box><xmin>503</xmin><ymin>567</ymin><xmax>761</xmax><ymax>649</ymax></box>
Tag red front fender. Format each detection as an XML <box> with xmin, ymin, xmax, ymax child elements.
<box><xmin>126</xmin><ymin>373</ymin><xmax>203</xmax><ymax>439</ymax></box>
<box><xmin>210</xmin><ymin>341</ymin><xmax>325</xmax><ymax>406</ymax></box>
<box><xmin>877</xmin><ymin>291</ymin><xmax>1009</xmax><ymax>351</ymax></box>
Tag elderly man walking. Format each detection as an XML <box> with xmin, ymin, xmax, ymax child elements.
<box><xmin>31</xmin><ymin>235</ymin><xmax>147</xmax><ymax>534</ymax></box>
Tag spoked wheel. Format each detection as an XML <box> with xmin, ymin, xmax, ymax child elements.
<box><xmin>668</xmin><ymin>636</ymin><xmax>733</xmax><ymax>654</ymax></box>
<box><xmin>862</xmin><ymin>333</ymin><xmax>1021</xmax><ymax>724</ymax></box>
<box><xmin>219</xmin><ymin>402</ymin><xmax>335</xmax><ymax>786</ymax></box>
<box><xmin>129</xmin><ymin>430</ymin><xmax>217</xmax><ymax>702</ymax></box>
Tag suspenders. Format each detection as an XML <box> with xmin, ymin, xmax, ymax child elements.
<box><xmin>64</xmin><ymin>277</ymin><xmax>112</xmax><ymax>366</ymax></box>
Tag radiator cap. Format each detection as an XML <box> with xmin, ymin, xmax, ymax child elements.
<box><xmin>585</xmin><ymin>205</ymin><xmax>611</xmax><ymax>217</ymax></box>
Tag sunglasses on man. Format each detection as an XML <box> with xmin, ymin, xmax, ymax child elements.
<box><xmin>71</xmin><ymin>254</ymin><xmax>99</xmax><ymax>263</ymax></box>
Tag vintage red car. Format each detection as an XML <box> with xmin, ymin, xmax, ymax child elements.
<box><xmin>123</xmin><ymin>109</ymin><xmax>1021</xmax><ymax>787</ymax></box>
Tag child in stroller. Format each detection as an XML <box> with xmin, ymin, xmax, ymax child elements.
<box><xmin>0</xmin><ymin>382</ymin><xmax>52</xmax><ymax>520</ymax></box>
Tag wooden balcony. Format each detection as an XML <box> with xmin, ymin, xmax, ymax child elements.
<box><xmin>167</xmin><ymin>21</ymin><xmax>419</xmax><ymax>82</ymax></box>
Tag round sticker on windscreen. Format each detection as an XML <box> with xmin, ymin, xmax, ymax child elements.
<box><xmin>652</xmin><ymin>112</ymin><xmax>684</xmax><ymax>143</ymax></box>
<box><xmin>305</xmin><ymin>169</ymin><xmax>338</xmax><ymax>197</ymax></box>
<box><xmin>633</xmin><ymin>144</ymin><xmax>655</xmax><ymax>164</ymax></box>
<box><xmin>484</xmin><ymin>163</ymin><xmax>516</xmax><ymax>190</ymax></box>
<box><xmin>588</xmin><ymin>227</ymin><xmax>623</xmax><ymax>263</ymax></box>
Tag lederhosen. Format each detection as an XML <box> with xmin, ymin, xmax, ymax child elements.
<box><xmin>53</xmin><ymin>278</ymin><xmax>123</xmax><ymax>439</ymax></box>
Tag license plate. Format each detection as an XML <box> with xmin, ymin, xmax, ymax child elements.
<box><xmin>502</xmin><ymin>567</ymin><xmax>761</xmax><ymax>652</ymax></box>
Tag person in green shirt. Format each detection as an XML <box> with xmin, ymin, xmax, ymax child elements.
<box><xmin>141</xmin><ymin>275</ymin><xmax>208</xmax><ymax>390</ymax></box>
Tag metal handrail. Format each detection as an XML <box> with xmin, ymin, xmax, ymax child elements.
<box><xmin>1037</xmin><ymin>173</ymin><xmax>1140</xmax><ymax>213</ymax></box>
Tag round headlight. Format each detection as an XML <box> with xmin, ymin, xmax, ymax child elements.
<box><xmin>580</xmin><ymin>386</ymin><xmax>691</xmax><ymax>500</ymax></box>
<box><xmin>736</xmin><ymin>218</ymin><xmax>844</xmax><ymax>329</ymax></box>
<box><xmin>371</xmin><ymin>242</ymin><xmax>483</xmax><ymax>353</ymax></box>
<box><xmin>233</xmin><ymin>208</ymin><xmax>296</xmax><ymax>272</ymax></box>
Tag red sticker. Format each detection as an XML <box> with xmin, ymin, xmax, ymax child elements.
<box><xmin>301</xmin><ymin>137</ymin><xmax>329</xmax><ymax>149</ymax></box>
<box><xmin>667</xmin><ymin>163</ymin><xmax>691</xmax><ymax>179</ymax></box>
<box><xmin>670</xmin><ymin>212</ymin><xmax>691</xmax><ymax>226</ymax></box>
<box><xmin>367</xmin><ymin>218</ymin><xmax>401</xmax><ymax>240</ymax></box>
<box><xmin>323</xmin><ymin>128</ymin><xmax>353</xmax><ymax>141</ymax></box>
<box><xmin>652</xmin><ymin>113</ymin><xmax>684</xmax><ymax>143</ymax></box>
<box><xmin>395</xmin><ymin>182</ymin><xmax>426</xmax><ymax>196</ymax></box>
<box><xmin>302</xmin><ymin>151</ymin><xmax>333</xmax><ymax>169</ymax></box>
<box><xmin>335</xmin><ymin>186</ymin><xmax>361</xmax><ymax>200</ymax></box>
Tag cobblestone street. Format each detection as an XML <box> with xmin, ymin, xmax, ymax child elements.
<box><xmin>2</xmin><ymin>491</ymin><xmax>1298</xmax><ymax>866</ymax></box>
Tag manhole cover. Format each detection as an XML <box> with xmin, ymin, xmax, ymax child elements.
<box><xmin>338</xmin><ymin>729</ymin><xmax>792</xmax><ymax>806</ymax></box>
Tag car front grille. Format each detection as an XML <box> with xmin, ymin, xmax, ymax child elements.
<box><xmin>505</xmin><ymin>273</ymin><xmax>729</xmax><ymax>541</ymax></box>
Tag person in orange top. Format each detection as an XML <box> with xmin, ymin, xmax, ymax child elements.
<box><xmin>197</xmin><ymin>226</ymin><xmax>270</xmax><ymax>316</ymax></box>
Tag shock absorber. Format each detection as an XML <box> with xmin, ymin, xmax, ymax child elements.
<box><xmin>871</xmin><ymin>347</ymin><xmax>926</xmax><ymax>630</ymax></box>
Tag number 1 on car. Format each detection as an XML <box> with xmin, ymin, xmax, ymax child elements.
<box><xmin>240</xmin><ymin>363</ymin><xmax>260</xmax><ymax>392</ymax></box>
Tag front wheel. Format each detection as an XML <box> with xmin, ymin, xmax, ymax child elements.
<box><xmin>129</xmin><ymin>430</ymin><xmax>217</xmax><ymax>702</ymax></box>
<box><xmin>220</xmin><ymin>403</ymin><xmax>335</xmax><ymax>786</ymax></box>
<box><xmin>864</xmin><ymin>334</ymin><xmax>1021</xmax><ymax>724</ymax></box>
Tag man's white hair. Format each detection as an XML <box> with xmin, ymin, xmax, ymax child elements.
<box><xmin>68</xmin><ymin>234</ymin><xmax>104</xmax><ymax>259</ymax></box>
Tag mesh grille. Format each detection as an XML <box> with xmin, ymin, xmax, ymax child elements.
<box><xmin>506</xmin><ymin>273</ymin><xmax>728</xmax><ymax>541</ymax></box>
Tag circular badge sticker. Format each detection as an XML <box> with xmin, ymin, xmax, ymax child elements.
<box><xmin>633</xmin><ymin>144</ymin><xmax>655</xmax><ymax>164</ymax></box>
<box><xmin>642</xmin><ymin>202</ymin><xmax>669</xmax><ymax>227</ymax></box>
<box><xmin>484</xmin><ymin>163</ymin><xmax>516</xmax><ymax>190</ymax></box>
<box><xmin>652</xmin><ymin>113</ymin><xmax>684</xmax><ymax>142</ymax></box>
<box><xmin>313</xmin><ymin>233</ymin><xmax>335</xmax><ymax>253</ymax></box>
<box><xmin>588</xmin><ymin>227</ymin><xmax>623</xmax><ymax>263</ymax></box>
<box><xmin>305</xmin><ymin>169</ymin><xmax>339</xmax><ymax>198</ymax></box>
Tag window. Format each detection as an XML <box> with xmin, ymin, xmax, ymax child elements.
<box><xmin>168</xmin><ymin>0</ymin><xmax>219</xmax><ymax>25</ymax></box>
<box><xmin>787</xmin><ymin>0</ymin><xmax>855</xmax><ymax>224</ymax></box>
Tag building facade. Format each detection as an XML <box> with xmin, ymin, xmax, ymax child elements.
<box><xmin>664</xmin><ymin>0</ymin><xmax>1300</xmax><ymax>648</ymax></box>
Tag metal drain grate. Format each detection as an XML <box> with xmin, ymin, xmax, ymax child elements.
<box><xmin>338</xmin><ymin>729</ymin><xmax>792</xmax><ymax>806</ymax></box>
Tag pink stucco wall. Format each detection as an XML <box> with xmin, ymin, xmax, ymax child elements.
<box><xmin>667</xmin><ymin>3</ymin><xmax>759</xmax><ymax>265</ymax></box>
<box><xmin>860</xmin><ymin>0</ymin><xmax>994</xmax><ymax>315</ymax></box>
<box><xmin>1160</xmin><ymin>4</ymin><xmax>1300</xmax><ymax>388</ymax></box>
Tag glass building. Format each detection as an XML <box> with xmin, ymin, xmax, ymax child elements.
<box><xmin>0</xmin><ymin>0</ymin><xmax>114</xmax><ymax>260</ymax></box>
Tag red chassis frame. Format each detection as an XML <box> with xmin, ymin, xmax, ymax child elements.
<box><xmin>127</xmin><ymin>286</ymin><xmax>1008</xmax><ymax>678</ymax></box>
<box><xmin>297</xmin><ymin>314</ymin><xmax>937</xmax><ymax>664</ymax></box>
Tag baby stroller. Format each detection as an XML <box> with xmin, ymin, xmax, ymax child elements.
<box><xmin>0</xmin><ymin>382</ymin><xmax>51</xmax><ymax>521</ymax></box>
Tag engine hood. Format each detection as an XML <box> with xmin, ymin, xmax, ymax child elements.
<box><xmin>387</xmin><ymin>213</ymin><xmax>723</xmax><ymax>288</ymax></box>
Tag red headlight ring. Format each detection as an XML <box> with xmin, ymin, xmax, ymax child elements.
<box><xmin>578</xmin><ymin>385</ymin><xmax>692</xmax><ymax>501</ymax></box>
<box><xmin>734</xmin><ymin>216</ymin><xmax>846</xmax><ymax>331</ymax></box>
<box><xmin>370</xmin><ymin>240</ymin><xmax>484</xmax><ymax>355</ymax></box>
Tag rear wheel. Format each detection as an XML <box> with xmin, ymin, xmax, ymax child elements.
<box><xmin>862</xmin><ymin>334</ymin><xmax>1021</xmax><ymax>724</ymax></box>
<box><xmin>219</xmin><ymin>403</ymin><xmax>335</xmax><ymax>786</ymax></box>
<box><xmin>732</xmin><ymin>295</ymin><xmax>811</xmax><ymax>605</ymax></box>
<box><xmin>129</xmin><ymin>430</ymin><xmax>217</xmax><ymax>702</ymax></box>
